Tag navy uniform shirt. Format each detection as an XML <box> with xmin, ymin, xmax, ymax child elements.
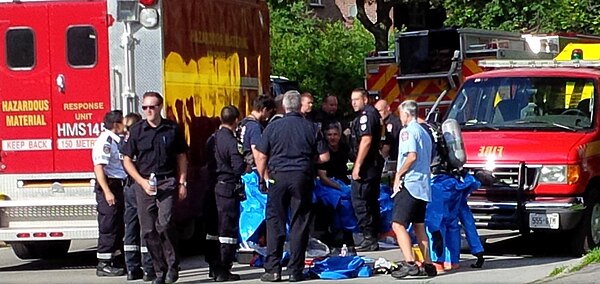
<box><xmin>214</xmin><ymin>127</ymin><xmax>245</xmax><ymax>183</ymax></box>
<box><xmin>256</xmin><ymin>112</ymin><xmax>328</xmax><ymax>173</ymax></box>
<box><xmin>382</xmin><ymin>114</ymin><xmax>402</xmax><ymax>161</ymax></box>
<box><xmin>121</xmin><ymin>119</ymin><xmax>188</xmax><ymax>178</ymax></box>
<box><xmin>350</xmin><ymin>105</ymin><xmax>383</xmax><ymax>178</ymax></box>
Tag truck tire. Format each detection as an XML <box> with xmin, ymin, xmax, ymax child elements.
<box><xmin>10</xmin><ymin>240</ymin><xmax>71</xmax><ymax>260</ymax></box>
<box><xmin>569</xmin><ymin>190</ymin><xmax>600</xmax><ymax>256</ymax></box>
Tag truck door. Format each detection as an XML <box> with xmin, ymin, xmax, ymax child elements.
<box><xmin>49</xmin><ymin>2</ymin><xmax>109</xmax><ymax>172</ymax></box>
<box><xmin>0</xmin><ymin>4</ymin><xmax>54</xmax><ymax>173</ymax></box>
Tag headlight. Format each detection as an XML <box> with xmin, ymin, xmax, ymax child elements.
<box><xmin>539</xmin><ymin>165</ymin><xmax>580</xmax><ymax>184</ymax></box>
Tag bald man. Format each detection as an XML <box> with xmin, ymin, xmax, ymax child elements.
<box><xmin>375</xmin><ymin>100</ymin><xmax>402</xmax><ymax>161</ymax></box>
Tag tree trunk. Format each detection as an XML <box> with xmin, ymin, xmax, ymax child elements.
<box><xmin>356</xmin><ymin>0</ymin><xmax>395</xmax><ymax>52</ymax></box>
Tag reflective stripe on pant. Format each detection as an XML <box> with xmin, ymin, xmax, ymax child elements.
<box><xmin>264</xmin><ymin>172</ymin><xmax>313</xmax><ymax>275</ymax></box>
<box><xmin>135</xmin><ymin>178</ymin><xmax>178</xmax><ymax>277</ymax></box>
<box><xmin>351</xmin><ymin>177</ymin><xmax>381</xmax><ymax>239</ymax></box>
<box><xmin>203</xmin><ymin>183</ymin><xmax>220</xmax><ymax>269</ymax></box>
<box><xmin>96</xmin><ymin>179</ymin><xmax>125</xmax><ymax>262</ymax></box>
<box><xmin>124</xmin><ymin>185</ymin><xmax>154</xmax><ymax>273</ymax></box>
<box><xmin>215</xmin><ymin>182</ymin><xmax>241</xmax><ymax>268</ymax></box>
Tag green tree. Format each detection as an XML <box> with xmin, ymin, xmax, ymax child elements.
<box><xmin>270</xmin><ymin>1</ymin><xmax>374</xmax><ymax>112</ymax></box>
<box><xmin>443</xmin><ymin>0</ymin><xmax>600</xmax><ymax>34</ymax></box>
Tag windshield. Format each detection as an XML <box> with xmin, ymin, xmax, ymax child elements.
<box><xmin>447</xmin><ymin>77</ymin><xmax>595</xmax><ymax>131</ymax></box>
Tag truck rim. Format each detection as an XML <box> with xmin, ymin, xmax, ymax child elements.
<box><xmin>592</xmin><ymin>202</ymin><xmax>600</xmax><ymax>244</ymax></box>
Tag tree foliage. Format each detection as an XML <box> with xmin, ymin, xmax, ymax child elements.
<box><xmin>270</xmin><ymin>1</ymin><xmax>374</xmax><ymax>110</ymax></box>
<box><xmin>444</xmin><ymin>0</ymin><xmax>600</xmax><ymax>34</ymax></box>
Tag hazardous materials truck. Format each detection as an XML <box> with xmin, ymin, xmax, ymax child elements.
<box><xmin>445</xmin><ymin>45</ymin><xmax>600</xmax><ymax>255</ymax></box>
<box><xmin>365</xmin><ymin>28</ymin><xmax>599</xmax><ymax>118</ymax></box>
<box><xmin>0</xmin><ymin>0</ymin><xmax>269</xmax><ymax>259</ymax></box>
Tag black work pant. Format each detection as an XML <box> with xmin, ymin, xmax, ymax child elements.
<box><xmin>134</xmin><ymin>177</ymin><xmax>178</xmax><ymax>278</ymax></box>
<box><xmin>311</xmin><ymin>201</ymin><xmax>355</xmax><ymax>248</ymax></box>
<box><xmin>351</xmin><ymin>176</ymin><xmax>381</xmax><ymax>240</ymax></box>
<box><xmin>96</xmin><ymin>179</ymin><xmax>125</xmax><ymax>263</ymax></box>
<box><xmin>124</xmin><ymin>184</ymin><xmax>154</xmax><ymax>273</ymax></box>
<box><xmin>264</xmin><ymin>171</ymin><xmax>313</xmax><ymax>275</ymax></box>
<box><xmin>215</xmin><ymin>181</ymin><xmax>241</xmax><ymax>271</ymax></box>
<box><xmin>202</xmin><ymin>180</ymin><xmax>220</xmax><ymax>271</ymax></box>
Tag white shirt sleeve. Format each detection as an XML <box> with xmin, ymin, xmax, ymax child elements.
<box><xmin>92</xmin><ymin>133</ymin><xmax>111</xmax><ymax>166</ymax></box>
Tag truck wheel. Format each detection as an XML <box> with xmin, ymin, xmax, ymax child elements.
<box><xmin>569</xmin><ymin>190</ymin><xmax>600</xmax><ymax>256</ymax></box>
<box><xmin>10</xmin><ymin>241</ymin><xmax>71</xmax><ymax>260</ymax></box>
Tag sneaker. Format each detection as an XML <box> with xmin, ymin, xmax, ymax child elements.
<box><xmin>355</xmin><ymin>239</ymin><xmax>379</xmax><ymax>252</ymax></box>
<box><xmin>260</xmin><ymin>272</ymin><xmax>281</xmax><ymax>282</ymax></box>
<box><xmin>143</xmin><ymin>272</ymin><xmax>157</xmax><ymax>282</ymax></box>
<box><xmin>96</xmin><ymin>262</ymin><xmax>126</xmax><ymax>277</ymax></box>
<box><xmin>390</xmin><ymin>262</ymin><xmax>419</xmax><ymax>279</ymax></box>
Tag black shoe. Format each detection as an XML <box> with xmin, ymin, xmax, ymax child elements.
<box><xmin>152</xmin><ymin>276</ymin><xmax>165</xmax><ymax>284</ymax></box>
<box><xmin>165</xmin><ymin>269</ymin><xmax>179</xmax><ymax>284</ymax></box>
<box><xmin>144</xmin><ymin>272</ymin><xmax>157</xmax><ymax>282</ymax></box>
<box><xmin>355</xmin><ymin>239</ymin><xmax>379</xmax><ymax>252</ymax></box>
<box><xmin>471</xmin><ymin>252</ymin><xmax>485</xmax><ymax>268</ymax></box>
<box><xmin>96</xmin><ymin>262</ymin><xmax>126</xmax><ymax>277</ymax></box>
<box><xmin>289</xmin><ymin>273</ymin><xmax>305</xmax><ymax>282</ymax></box>
<box><xmin>260</xmin><ymin>272</ymin><xmax>281</xmax><ymax>282</ymax></box>
<box><xmin>419</xmin><ymin>263</ymin><xmax>437</xmax><ymax>277</ymax></box>
<box><xmin>127</xmin><ymin>268</ymin><xmax>144</xmax><ymax>280</ymax></box>
<box><xmin>390</xmin><ymin>262</ymin><xmax>419</xmax><ymax>279</ymax></box>
<box><xmin>214</xmin><ymin>271</ymin><xmax>241</xmax><ymax>282</ymax></box>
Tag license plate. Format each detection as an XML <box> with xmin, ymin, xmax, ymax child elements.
<box><xmin>529</xmin><ymin>213</ymin><xmax>559</xmax><ymax>229</ymax></box>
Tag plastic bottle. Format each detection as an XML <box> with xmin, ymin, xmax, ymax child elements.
<box><xmin>340</xmin><ymin>244</ymin><xmax>348</xmax><ymax>257</ymax></box>
<box><xmin>148</xmin><ymin>173</ymin><xmax>157</xmax><ymax>196</ymax></box>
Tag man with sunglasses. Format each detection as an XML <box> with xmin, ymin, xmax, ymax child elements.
<box><xmin>121</xmin><ymin>92</ymin><xmax>189</xmax><ymax>284</ymax></box>
<box><xmin>121</xmin><ymin>112</ymin><xmax>156</xmax><ymax>281</ymax></box>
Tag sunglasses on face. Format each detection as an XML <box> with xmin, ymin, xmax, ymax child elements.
<box><xmin>142</xmin><ymin>105</ymin><xmax>160</xmax><ymax>111</ymax></box>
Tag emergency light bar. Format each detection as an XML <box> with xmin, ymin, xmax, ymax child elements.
<box><xmin>478</xmin><ymin>59</ymin><xmax>600</xmax><ymax>69</ymax></box>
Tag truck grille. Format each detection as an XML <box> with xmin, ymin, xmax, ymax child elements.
<box><xmin>1</xmin><ymin>205</ymin><xmax>97</xmax><ymax>218</ymax></box>
<box><xmin>465</xmin><ymin>164</ymin><xmax>540</xmax><ymax>189</ymax></box>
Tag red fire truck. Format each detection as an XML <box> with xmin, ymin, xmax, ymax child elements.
<box><xmin>365</xmin><ymin>28</ymin><xmax>600</xmax><ymax>118</ymax></box>
<box><xmin>0</xmin><ymin>0</ymin><xmax>269</xmax><ymax>259</ymax></box>
<box><xmin>444</xmin><ymin>46</ymin><xmax>600</xmax><ymax>255</ymax></box>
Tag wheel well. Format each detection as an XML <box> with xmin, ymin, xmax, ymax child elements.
<box><xmin>584</xmin><ymin>177</ymin><xmax>600</xmax><ymax>197</ymax></box>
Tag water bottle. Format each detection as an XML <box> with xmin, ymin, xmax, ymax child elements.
<box><xmin>148</xmin><ymin>173</ymin><xmax>157</xmax><ymax>196</ymax></box>
<box><xmin>340</xmin><ymin>244</ymin><xmax>348</xmax><ymax>257</ymax></box>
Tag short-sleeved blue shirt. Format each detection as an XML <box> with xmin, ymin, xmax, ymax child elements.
<box><xmin>397</xmin><ymin>119</ymin><xmax>432</xmax><ymax>202</ymax></box>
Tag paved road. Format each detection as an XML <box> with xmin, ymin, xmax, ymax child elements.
<box><xmin>0</xmin><ymin>231</ymin><xmax>586</xmax><ymax>284</ymax></box>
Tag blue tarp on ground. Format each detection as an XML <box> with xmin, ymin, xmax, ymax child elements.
<box><xmin>309</xmin><ymin>256</ymin><xmax>373</xmax><ymax>279</ymax></box>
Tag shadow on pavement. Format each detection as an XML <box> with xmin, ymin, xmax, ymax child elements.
<box><xmin>0</xmin><ymin>249</ymin><xmax>97</xmax><ymax>271</ymax></box>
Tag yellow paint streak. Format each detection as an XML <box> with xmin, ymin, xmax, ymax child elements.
<box><xmin>164</xmin><ymin>52</ymin><xmax>242</xmax><ymax>144</ymax></box>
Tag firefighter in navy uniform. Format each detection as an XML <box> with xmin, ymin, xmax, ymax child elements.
<box><xmin>349</xmin><ymin>88</ymin><xmax>384</xmax><ymax>252</ymax></box>
<box><xmin>255</xmin><ymin>91</ymin><xmax>330</xmax><ymax>282</ymax></box>
<box><xmin>375</xmin><ymin>99</ymin><xmax>402</xmax><ymax>162</ymax></box>
<box><xmin>121</xmin><ymin>92</ymin><xmax>189</xmax><ymax>284</ymax></box>
<box><xmin>92</xmin><ymin>110</ymin><xmax>127</xmax><ymax>277</ymax></box>
<box><xmin>203</xmin><ymin>132</ymin><xmax>221</xmax><ymax>280</ymax></box>
<box><xmin>121</xmin><ymin>112</ymin><xmax>156</xmax><ymax>281</ymax></box>
<box><xmin>213</xmin><ymin>106</ymin><xmax>246</xmax><ymax>282</ymax></box>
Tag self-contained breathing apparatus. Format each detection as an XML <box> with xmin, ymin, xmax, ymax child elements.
<box><xmin>425</xmin><ymin>90</ymin><xmax>467</xmax><ymax>175</ymax></box>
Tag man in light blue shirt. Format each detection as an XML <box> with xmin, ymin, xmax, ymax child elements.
<box><xmin>390</xmin><ymin>100</ymin><xmax>436</xmax><ymax>279</ymax></box>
